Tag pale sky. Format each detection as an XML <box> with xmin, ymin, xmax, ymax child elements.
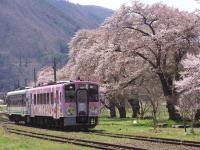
<box><xmin>68</xmin><ymin>0</ymin><xmax>200</xmax><ymax>12</ymax></box>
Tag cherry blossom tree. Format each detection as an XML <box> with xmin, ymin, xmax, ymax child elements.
<box><xmin>37</xmin><ymin>1</ymin><xmax>200</xmax><ymax>120</ymax></box>
<box><xmin>175</xmin><ymin>54</ymin><xmax>200</xmax><ymax>94</ymax></box>
<box><xmin>175</xmin><ymin>54</ymin><xmax>200</xmax><ymax>133</ymax></box>
<box><xmin>36</xmin><ymin>66</ymin><xmax>54</xmax><ymax>85</ymax></box>
<box><xmin>101</xmin><ymin>1</ymin><xmax>200</xmax><ymax>120</ymax></box>
<box><xmin>59</xmin><ymin>28</ymin><xmax>146</xmax><ymax>118</ymax></box>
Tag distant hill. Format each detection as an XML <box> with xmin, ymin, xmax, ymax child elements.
<box><xmin>0</xmin><ymin>0</ymin><xmax>113</xmax><ymax>91</ymax></box>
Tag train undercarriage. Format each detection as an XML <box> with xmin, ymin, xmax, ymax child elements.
<box><xmin>9</xmin><ymin>114</ymin><xmax>98</xmax><ymax>129</ymax></box>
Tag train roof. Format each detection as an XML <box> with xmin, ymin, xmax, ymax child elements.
<box><xmin>34</xmin><ymin>80</ymin><xmax>98</xmax><ymax>88</ymax></box>
<box><xmin>30</xmin><ymin>80</ymin><xmax>98</xmax><ymax>91</ymax></box>
<box><xmin>7</xmin><ymin>89</ymin><xmax>28</xmax><ymax>96</ymax></box>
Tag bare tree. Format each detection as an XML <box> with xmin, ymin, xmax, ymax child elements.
<box><xmin>138</xmin><ymin>94</ymin><xmax>151</xmax><ymax>119</ymax></box>
<box><xmin>138</xmin><ymin>74</ymin><xmax>165</xmax><ymax>131</ymax></box>
<box><xmin>178</xmin><ymin>92</ymin><xmax>200</xmax><ymax>133</ymax></box>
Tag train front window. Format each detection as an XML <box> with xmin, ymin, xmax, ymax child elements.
<box><xmin>65</xmin><ymin>84</ymin><xmax>75</xmax><ymax>102</ymax></box>
<box><xmin>88</xmin><ymin>84</ymin><xmax>98</xmax><ymax>102</ymax></box>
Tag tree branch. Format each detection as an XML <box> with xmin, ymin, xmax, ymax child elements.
<box><xmin>123</xmin><ymin>26</ymin><xmax>150</xmax><ymax>36</ymax></box>
<box><xmin>135</xmin><ymin>52</ymin><xmax>157</xmax><ymax>68</ymax></box>
<box><xmin>131</xmin><ymin>10</ymin><xmax>158</xmax><ymax>35</ymax></box>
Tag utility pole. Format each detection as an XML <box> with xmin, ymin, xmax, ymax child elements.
<box><xmin>53</xmin><ymin>57</ymin><xmax>57</xmax><ymax>83</ymax></box>
<box><xmin>17</xmin><ymin>80</ymin><xmax>20</xmax><ymax>88</ymax></box>
<box><xmin>19</xmin><ymin>55</ymin><xmax>22</xmax><ymax>67</ymax></box>
<box><xmin>25</xmin><ymin>78</ymin><xmax>27</xmax><ymax>87</ymax></box>
<box><xmin>25</xmin><ymin>58</ymin><xmax>28</xmax><ymax>67</ymax></box>
<box><xmin>34</xmin><ymin>68</ymin><xmax>37</xmax><ymax>87</ymax></box>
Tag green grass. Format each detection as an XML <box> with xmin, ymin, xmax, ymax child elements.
<box><xmin>1</xmin><ymin>107</ymin><xmax>200</xmax><ymax>149</ymax></box>
<box><xmin>93</xmin><ymin>109</ymin><xmax>200</xmax><ymax>141</ymax></box>
<box><xmin>0</xmin><ymin>126</ymin><xmax>93</xmax><ymax>150</ymax></box>
<box><xmin>0</xmin><ymin>105</ymin><xmax>6</xmax><ymax>113</ymax></box>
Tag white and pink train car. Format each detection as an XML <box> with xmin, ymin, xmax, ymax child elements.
<box><xmin>7</xmin><ymin>80</ymin><xmax>100</xmax><ymax>128</ymax></box>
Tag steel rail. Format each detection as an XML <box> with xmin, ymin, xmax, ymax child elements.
<box><xmin>6</xmin><ymin>127</ymin><xmax>145</xmax><ymax>150</ymax></box>
<box><xmin>92</xmin><ymin>132</ymin><xmax>200</xmax><ymax>148</ymax></box>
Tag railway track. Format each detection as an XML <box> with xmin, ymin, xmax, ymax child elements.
<box><xmin>5</xmin><ymin>127</ymin><xmax>145</xmax><ymax>150</ymax></box>
<box><xmin>0</xmin><ymin>117</ymin><xmax>11</xmax><ymax>125</ymax></box>
<box><xmin>92</xmin><ymin>132</ymin><xmax>200</xmax><ymax>148</ymax></box>
<box><xmin>0</xmin><ymin>118</ymin><xmax>8</xmax><ymax>122</ymax></box>
<box><xmin>3</xmin><ymin>120</ymin><xmax>200</xmax><ymax>149</ymax></box>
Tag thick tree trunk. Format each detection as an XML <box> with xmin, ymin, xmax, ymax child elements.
<box><xmin>100</xmin><ymin>98</ymin><xmax>116</xmax><ymax>118</ymax></box>
<box><xmin>195</xmin><ymin>109</ymin><xmax>200</xmax><ymax>120</ymax></box>
<box><xmin>117</xmin><ymin>106</ymin><xmax>126</xmax><ymax>118</ymax></box>
<box><xmin>166</xmin><ymin>95</ymin><xmax>181</xmax><ymax>120</ymax></box>
<box><xmin>157</xmin><ymin>73</ymin><xmax>181</xmax><ymax>120</ymax></box>
<box><xmin>128</xmin><ymin>99</ymin><xmax>140</xmax><ymax>118</ymax></box>
<box><xmin>152</xmin><ymin>110</ymin><xmax>157</xmax><ymax>131</ymax></box>
<box><xmin>109</xmin><ymin>101</ymin><xmax>116</xmax><ymax>118</ymax></box>
<box><xmin>191</xmin><ymin>116</ymin><xmax>195</xmax><ymax>134</ymax></box>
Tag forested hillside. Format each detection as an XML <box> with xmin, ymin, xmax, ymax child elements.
<box><xmin>0</xmin><ymin>0</ymin><xmax>113</xmax><ymax>90</ymax></box>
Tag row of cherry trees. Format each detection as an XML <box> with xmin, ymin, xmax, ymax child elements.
<box><xmin>37</xmin><ymin>1</ymin><xmax>200</xmax><ymax>121</ymax></box>
<box><xmin>175</xmin><ymin>54</ymin><xmax>200</xmax><ymax>132</ymax></box>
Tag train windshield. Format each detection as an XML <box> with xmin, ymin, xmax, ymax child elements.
<box><xmin>77</xmin><ymin>90</ymin><xmax>87</xmax><ymax>103</ymax></box>
<box><xmin>65</xmin><ymin>84</ymin><xmax>75</xmax><ymax>102</ymax></box>
<box><xmin>88</xmin><ymin>84</ymin><xmax>98</xmax><ymax>102</ymax></box>
<box><xmin>7</xmin><ymin>94</ymin><xmax>26</xmax><ymax>106</ymax></box>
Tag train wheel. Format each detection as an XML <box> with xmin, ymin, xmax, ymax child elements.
<box><xmin>25</xmin><ymin>116</ymin><xmax>31</xmax><ymax>125</ymax></box>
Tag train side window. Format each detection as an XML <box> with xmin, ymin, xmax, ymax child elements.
<box><xmin>42</xmin><ymin>93</ymin><xmax>44</xmax><ymax>104</ymax></box>
<box><xmin>47</xmin><ymin>93</ymin><xmax>50</xmax><ymax>104</ymax></box>
<box><xmin>42</xmin><ymin>93</ymin><xmax>45</xmax><ymax>104</ymax></box>
<box><xmin>41</xmin><ymin>93</ymin><xmax>43</xmax><ymax>104</ymax></box>
<box><xmin>37</xmin><ymin>94</ymin><xmax>39</xmax><ymax>105</ymax></box>
<box><xmin>44</xmin><ymin>93</ymin><xmax>46</xmax><ymax>104</ymax></box>
<box><xmin>65</xmin><ymin>84</ymin><xmax>75</xmax><ymax>102</ymax></box>
<box><xmin>22</xmin><ymin>94</ymin><xmax>25</xmax><ymax>106</ymax></box>
<box><xmin>34</xmin><ymin>94</ymin><xmax>36</xmax><ymax>104</ymax></box>
<box><xmin>37</xmin><ymin>94</ymin><xmax>38</xmax><ymax>104</ymax></box>
<box><xmin>9</xmin><ymin>96</ymin><xmax>11</xmax><ymax>106</ymax></box>
<box><xmin>45</xmin><ymin>93</ymin><xmax>47</xmax><ymax>104</ymax></box>
<box><xmin>56</xmin><ymin>91</ymin><xmax>59</xmax><ymax>104</ymax></box>
<box><xmin>40</xmin><ymin>94</ymin><xmax>41</xmax><ymax>104</ymax></box>
<box><xmin>51</xmin><ymin>92</ymin><xmax>54</xmax><ymax>104</ymax></box>
<box><xmin>30</xmin><ymin>94</ymin><xmax>32</xmax><ymax>104</ymax></box>
<box><xmin>37</xmin><ymin>94</ymin><xmax>40</xmax><ymax>104</ymax></box>
<box><xmin>60</xmin><ymin>92</ymin><xmax>62</xmax><ymax>102</ymax></box>
<box><xmin>40</xmin><ymin>94</ymin><xmax>42</xmax><ymax>104</ymax></box>
<box><xmin>88</xmin><ymin>84</ymin><xmax>99</xmax><ymax>102</ymax></box>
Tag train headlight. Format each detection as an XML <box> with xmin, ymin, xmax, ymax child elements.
<box><xmin>90</xmin><ymin>106</ymin><xmax>98</xmax><ymax>115</ymax></box>
<box><xmin>67</xmin><ymin>106</ymin><xmax>75</xmax><ymax>115</ymax></box>
<box><xmin>78</xmin><ymin>103</ymin><xmax>87</xmax><ymax>115</ymax></box>
<box><xmin>78</xmin><ymin>103</ymin><xmax>86</xmax><ymax>112</ymax></box>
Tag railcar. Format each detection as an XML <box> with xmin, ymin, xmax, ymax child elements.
<box><xmin>6</xmin><ymin>80</ymin><xmax>100</xmax><ymax>129</ymax></box>
<box><xmin>6</xmin><ymin>88</ymin><xmax>31</xmax><ymax>123</ymax></box>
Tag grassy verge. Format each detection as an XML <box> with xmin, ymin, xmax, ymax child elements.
<box><xmin>0</xmin><ymin>126</ymin><xmax>93</xmax><ymax>150</ymax></box>
<box><xmin>0</xmin><ymin>105</ymin><xmax>6</xmax><ymax>113</ymax></box>
<box><xmin>1</xmin><ymin>108</ymin><xmax>200</xmax><ymax>149</ymax></box>
<box><xmin>94</xmin><ymin>109</ymin><xmax>200</xmax><ymax>141</ymax></box>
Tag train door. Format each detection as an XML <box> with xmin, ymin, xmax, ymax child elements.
<box><xmin>65</xmin><ymin>84</ymin><xmax>76</xmax><ymax>117</ymax></box>
<box><xmin>55</xmin><ymin>90</ymin><xmax>59</xmax><ymax>118</ymax></box>
<box><xmin>76</xmin><ymin>89</ymin><xmax>88</xmax><ymax>116</ymax></box>
<box><xmin>26</xmin><ymin>91</ymin><xmax>31</xmax><ymax>115</ymax></box>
